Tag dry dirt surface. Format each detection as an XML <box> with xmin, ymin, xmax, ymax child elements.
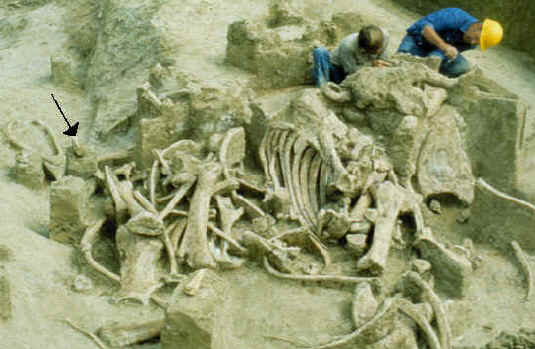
<box><xmin>0</xmin><ymin>0</ymin><xmax>534</xmax><ymax>349</ymax></box>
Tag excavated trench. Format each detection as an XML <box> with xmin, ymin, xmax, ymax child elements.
<box><xmin>1</xmin><ymin>1</ymin><xmax>535</xmax><ymax>349</ymax></box>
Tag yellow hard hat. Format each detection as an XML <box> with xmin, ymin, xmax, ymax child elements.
<box><xmin>480</xmin><ymin>19</ymin><xmax>503</xmax><ymax>51</ymax></box>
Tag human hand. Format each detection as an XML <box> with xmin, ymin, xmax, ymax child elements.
<box><xmin>441</xmin><ymin>44</ymin><xmax>458</xmax><ymax>60</ymax></box>
<box><xmin>372</xmin><ymin>59</ymin><xmax>391</xmax><ymax>67</ymax></box>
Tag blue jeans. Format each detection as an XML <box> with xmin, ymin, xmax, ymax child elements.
<box><xmin>312</xmin><ymin>47</ymin><xmax>347</xmax><ymax>87</ymax></box>
<box><xmin>397</xmin><ymin>35</ymin><xmax>470</xmax><ymax>78</ymax></box>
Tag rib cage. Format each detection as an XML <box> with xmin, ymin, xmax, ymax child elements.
<box><xmin>260</xmin><ymin>126</ymin><xmax>331</xmax><ymax>234</ymax></box>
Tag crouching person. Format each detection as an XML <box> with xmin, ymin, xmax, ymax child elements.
<box><xmin>397</xmin><ymin>8</ymin><xmax>503</xmax><ymax>78</ymax></box>
<box><xmin>312</xmin><ymin>25</ymin><xmax>390</xmax><ymax>88</ymax></box>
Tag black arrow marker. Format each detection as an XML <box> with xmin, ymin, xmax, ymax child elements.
<box><xmin>51</xmin><ymin>93</ymin><xmax>79</xmax><ymax>137</ymax></box>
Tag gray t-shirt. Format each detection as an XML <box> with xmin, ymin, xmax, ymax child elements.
<box><xmin>330</xmin><ymin>28</ymin><xmax>389</xmax><ymax>75</ymax></box>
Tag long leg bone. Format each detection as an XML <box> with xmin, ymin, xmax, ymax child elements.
<box><xmin>511</xmin><ymin>240</ymin><xmax>533</xmax><ymax>301</ymax></box>
<box><xmin>357</xmin><ymin>181</ymin><xmax>401</xmax><ymax>275</ymax></box>
<box><xmin>177</xmin><ymin>162</ymin><xmax>224</xmax><ymax>269</ymax></box>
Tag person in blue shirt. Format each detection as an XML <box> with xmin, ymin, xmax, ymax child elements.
<box><xmin>397</xmin><ymin>8</ymin><xmax>503</xmax><ymax>78</ymax></box>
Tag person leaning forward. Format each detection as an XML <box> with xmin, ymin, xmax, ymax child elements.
<box><xmin>397</xmin><ymin>8</ymin><xmax>503</xmax><ymax>78</ymax></box>
<box><xmin>312</xmin><ymin>25</ymin><xmax>390</xmax><ymax>88</ymax></box>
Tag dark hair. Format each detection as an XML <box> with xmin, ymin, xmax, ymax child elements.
<box><xmin>358</xmin><ymin>25</ymin><xmax>383</xmax><ymax>53</ymax></box>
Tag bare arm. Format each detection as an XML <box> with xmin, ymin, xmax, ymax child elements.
<box><xmin>422</xmin><ymin>25</ymin><xmax>458</xmax><ymax>59</ymax></box>
<box><xmin>422</xmin><ymin>25</ymin><xmax>447</xmax><ymax>50</ymax></box>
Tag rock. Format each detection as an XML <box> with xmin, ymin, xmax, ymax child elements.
<box><xmin>340</xmin><ymin>58</ymin><xmax>456</xmax><ymax>117</ymax></box>
<box><xmin>65</xmin><ymin>145</ymin><xmax>99</xmax><ymax>179</ymax></box>
<box><xmin>410</xmin><ymin>259</ymin><xmax>432</xmax><ymax>276</ymax></box>
<box><xmin>138</xmin><ymin>116</ymin><xmax>173</xmax><ymax>168</ymax></box>
<box><xmin>49</xmin><ymin>176</ymin><xmax>94</xmax><ymax>244</ymax></box>
<box><xmin>428</xmin><ymin>199</ymin><xmax>441</xmax><ymax>214</ymax></box>
<box><xmin>226</xmin><ymin>11</ymin><xmax>359</xmax><ymax>89</ymax></box>
<box><xmin>72</xmin><ymin>274</ymin><xmax>93</xmax><ymax>292</ymax></box>
<box><xmin>98</xmin><ymin>319</ymin><xmax>164</xmax><ymax>348</ymax></box>
<box><xmin>346</xmin><ymin>234</ymin><xmax>368</xmax><ymax>255</ymax></box>
<box><xmin>161</xmin><ymin>269</ymin><xmax>232</xmax><ymax>349</ymax></box>
<box><xmin>126</xmin><ymin>212</ymin><xmax>164</xmax><ymax>236</ymax></box>
<box><xmin>13</xmin><ymin>150</ymin><xmax>45</xmax><ymax>190</ymax></box>
<box><xmin>136</xmin><ymin>82</ymin><xmax>162</xmax><ymax>120</ymax></box>
<box><xmin>352</xmin><ymin>282</ymin><xmax>378</xmax><ymax>328</ymax></box>
<box><xmin>417</xmin><ymin>106</ymin><xmax>475</xmax><ymax>205</ymax></box>
<box><xmin>457</xmin><ymin>208</ymin><xmax>471</xmax><ymax>223</ymax></box>
<box><xmin>87</xmin><ymin>0</ymin><xmax>166</xmax><ymax>139</ymax></box>
<box><xmin>415</xmin><ymin>237</ymin><xmax>473</xmax><ymax>298</ymax></box>
<box><xmin>389</xmin><ymin>115</ymin><xmax>422</xmax><ymax>182</ymax></box>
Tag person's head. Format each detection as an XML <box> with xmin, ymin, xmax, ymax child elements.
<box><xmin>464</xmin><ymin>19</ymin><xmax>503</xmax><ymax>50</ymax></box>
<box><xmin>358</xmin><ymin>25</ymin><xmax>384</xmax><ymax>55</ymax></box>
<box><xmin>463</xmin><ymin>22</ymin><xmax>483</xmax><ymax>45</ymax></box>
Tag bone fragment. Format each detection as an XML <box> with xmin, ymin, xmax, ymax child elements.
<box><xmin>280</xmin><ymin>132</ymin><xmax>303</xmax><ymax>222</ymax></box>
<box><xmin>308</xmin><ymin>232</ymin><xmax>331</xmax><ymax>270</ymax></box>
<box><xmin>264</xmin><ymin>256</ymin><xmax>379</xmax><ymax>286</ymax></box>
<box><xmin>6</xmin><ymin>120</ymin><xmax>32</xmax><ymax>152</ymax></box>
<box><xmin>170</xmin><ymin>218</ymin><xmax>187</xmax><ymax>252</ymax></box>
<box><xmin>215</xmin><ymin>195</ymin><xmax>244</xmax><ymax>259</ymax></box>
<box><xmin>150</xmin><ymin>159</ymin><xmax>160</xmax><ymax>206</ymax></box>
<box><xmin>306</xmin><ymin>295</ymin><xmax>398</xmax><ymax>349</ymax></box>
<box><xmin>308</xmin><ymin>152</ymin><xmax>322</xmax><ymax>215</ymax></box>
<box><xmin>97</xmin><ymin>319</ymin><xmax>164</xmax><ymax>347</ymax></box>
<box><xmin>152</xmin><ymin>148</ymin><xmax>171</xmax><ymax>175</ymax></box>
<box><xmin>159</xmin><ymin>181</ymin><xmax>194</xmax><ymax>220</ymax></box>
<box><xmin>292</xmin><ymin>140</ymin><xmax>316</xmax><ymax>229</ymax></box>
<box><xmin>97</xmin><ymin>149</ymin><xmax>134</xmax><ymax>163</ymax></box>
<box><xmin>115</xmin><ymin>225</ymin><xmax>164</xmax><ymax>305</ymax></box>
<box><xmin>476</xmin><ymin>177</ymin><xmax>535</xmax><ymax>214</ymax></box>
<box><xmin>405</xmin><ymin>271</ymin><xmax>451</xmax><ymax>349</ymax></box>
<box><xmin>207</xmin><ymin>223</ymin><xmax>248</xmax><ymax>254</ymax></box>
<box><xmin>183</xmin><ymin>268</ymin><xmax>208</xmax><ymax>296</ymax></box>
<box><xmin>104</xmin><ymin>166</ymin><xmax>129</xmax><ymax>222</ymax></box>
<box><xmin>511</xmin><ymin>240</ymin><xmax>533</xmax><ymax>301</ymax></box>
<box><xmin>397</xmin><ymin>298</ymin><xmax>441</xmax><ymax>349</ymax></box>
<box><xmin>30</xmin><ymin>120</ymin><xmax>64</xmax><ymax>164</ymax></box>
<box><xmin>133</xmin><ymin>190</ymin><xmax>158</xmax><ymax>215</ymax></box>
<box><xmin>162</xmin><ymin>220</ymin><xmax>179</xmax><ymax>275</ymax></box>
<box><xmin>64</xmin><ymin>318</ymin><xmax>109</xmax><ymax>349</ymax></box>
<box><xmin>320</xmin><ymin>82</ymin><xmax>352</xmax><ymax>103</ymax></box>
<box><xmin>80</xmin><ymin>219</ymin><xmax>120</xmax><ymax>283</ymax></box>
<box><xmin>231</xmin><ymin>191</ymin><xmax>266</xmax><ymax>218</ymax></box>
